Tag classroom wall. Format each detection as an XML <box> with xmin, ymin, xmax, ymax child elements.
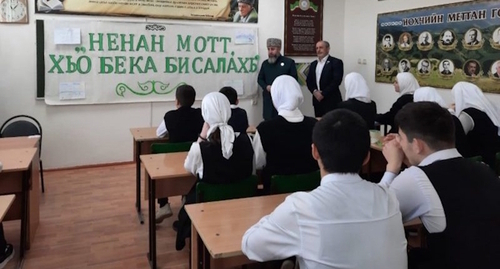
<box><xmin>343</xmin><ymin>0</ymin><xmax>500</xmax><ymax>113</ymax></box>
<box><xmin>0</xmin><ymin>0</ymin><xmax>345</xmax><ymax>169</ymax></box>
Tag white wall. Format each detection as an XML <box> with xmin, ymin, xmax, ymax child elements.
<box><xmin>343</xmin><ymin>0</ymin><xmax>500</xmax><ymax>114</ymax></box>
<box><xmin>0</xmin><ymin>1</ymin><xmax>345</xmax><ymax>169</ymax></box>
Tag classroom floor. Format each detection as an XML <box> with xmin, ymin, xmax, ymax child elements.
<box><xmin>3</xmin><ymin>163</ymin><xmax>189</xmax><ymax>269</ymax></box>
<box><xmin>2</xmin><ymin>163</ymin><xmax>422</xmax><ymax>269</ymax></box>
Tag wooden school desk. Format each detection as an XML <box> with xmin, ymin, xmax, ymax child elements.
<box><xmin>186</xmin><ymin>193</ymin><xmax>424</xmax><ymax>269</ymax></box>
<box><xmin>0</xmin><ymin>137</ymin><xmax>40</xmax><ymax>249</ymax></box>
<box><xmin>0</xmin><ymin>137</ymin><xmax>39</xmax><ymax>150</ymax></box>
<box><xmin>0</xmin><ymin>194</ymin><xmax>16</xmax><ymax>222</ymax></box>
<box><xmin>131</xmin><ymin>126</ymin><xmax>257</xmax><ymax>224</ymax></box>
<box><xmin>130</xmin><ymin>127</ymin><xmax>169</xmax><ymax>224</ymax></box>
<box><xmin>140</xmin><ymin>151</ymin><xmax>196</xmax><ymax>269</ymax></box>
<box><xmin>0</xmin><ymin>147</ymin><xmax>38</xmax><ymax>263</ymax></box>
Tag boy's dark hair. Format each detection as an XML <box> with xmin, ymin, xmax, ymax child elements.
<box><xmin>219</xmin><ymin>86</ymin><xmax>238</xmax><ymax>105</ymax></box>
<box><xmin>312</xmin><ymin>109</ymin><xmax>370</xmax><ymax>173</ymax></box>
<box><xmin>395</xmin><ymin>102</ymin><xmax>455</xmax><ymax>151</ymax></box>
<box><xmin>176</xmin><ymin>85</ymin><xmax>196</xmax><ymax>107</ymax></box>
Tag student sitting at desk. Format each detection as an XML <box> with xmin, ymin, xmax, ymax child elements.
<box><xmin>375</xmin><ymin>72</ymin><xmax>418</xmax><ymax>133</ymax></box>
<box><xmin>242</xmin><ymin>109</ymin><xmax>407</xmax><ymax>269</ymax></box>
<box><xmin>253</xmin><ymin>75</ymin><xmax>319</xmax><ymax>194</ymax></box>
<box><xmin>219</xmin><ymin>86</ymin><xmax>249</xmax><ymax>133</ymax></box>
<box><xmin>338</xmin><ymin>72</ymin><xmax>377</xmax><ymax>129</ymax></box>
<box><xmin>155</xmin><ymin>85</ymin><xmax>204</xmax><ymax>223</ymax></box>
<box><xmin>450</xmin><ymin>82</ymin><xmax>500</xmax><ymax>169</ymax></box>
<box><xmin>174</xmin><ymin>92</ymin><xmax>254</xmax><ymax>250</ymax></box>
<box><xmin>381</xmin><ymin>102</ymin><xmax>500</xmax><ymax>269</ymax></box>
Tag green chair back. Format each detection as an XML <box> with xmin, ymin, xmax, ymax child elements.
<box><xmin>468</xmin><ymin>155</ymin><xmax>483</xmax><ymax>163</ymax></box>
<box><xmin>270</xmin><ymin>170</ymin><xmax>321</xmax><ymax>194</ymax></box>
<box><xmin>151</xmin><ymin>142</ymin><xmax>193</xmax><ymax>154</ymax></box>
<box><xmin>196</xmin><ymin>175</ymin><xmax>258</xmax><ymax>203</ymax></box>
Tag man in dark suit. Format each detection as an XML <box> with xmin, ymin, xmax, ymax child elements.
<box><xmin>306</xmin><ymin>40</ymin><xmax>344</xmax><ymax>117</ymax></box>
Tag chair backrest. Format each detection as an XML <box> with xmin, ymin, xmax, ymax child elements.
<box><xmin>0</xmin><ymin>115</ymin><xmax>43</xmax><ymax>156</ymax></box>
<box><xmin>495</xmin><ymin>152</ymin><xmax>500</xmax><ymax>176</ymax></box>
<box><xmin>151</xmin><ymin>142</ymin><xmax>193</xmax><ymax>154</ymax></box>
<box><xmin>270</xmin><ymin>170</ymin><xmax>321</xmax><ymax>194</ymax></box>
<box><xmin>468</xmin><ymin>155</ymin><xmax>483</xmax><ymax>163</ymax></box>
<box><xmin>196</xmin><ymin>175</ymin><xmax>258</xmax><ymax>203</ymax></box>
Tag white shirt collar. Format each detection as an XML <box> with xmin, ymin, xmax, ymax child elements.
<box><xmin>321</xmin><ymin>173</ymin><xmax>363</xmax><ymax>185</ymax></box>
<box><xmin>318</xmin><ymin>55</ymin><xmax>330</xmax><ymax>63</ymax></box>
<box><xmin>230</xmin><ymin>104</ymin><xmax>238</xmax><ymax>109</ymax></box>
<box><xmin>419</xmin><ymin>148</ymin><xmax>462</xmax><ymax>166</ymax></box>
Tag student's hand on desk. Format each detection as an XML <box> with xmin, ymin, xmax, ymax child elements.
<box><xmin>382</xmin><ymin>139</ymin><xmax>405</xmax><ymax>174</ymax></box>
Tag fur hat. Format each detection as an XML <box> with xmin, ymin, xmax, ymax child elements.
<box><xmin>267</xmin><ymin>38</ymin><xmax>282</xmax><ymax>47</ymax></box>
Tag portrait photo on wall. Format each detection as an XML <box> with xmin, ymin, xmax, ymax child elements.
<box><xmin>438</xmin><ymin>29</ymin><xmax>457</xmax><ymax>50</ymax></box>
<box><xmin>490</xmin><ymin>60</ymin><xmax>500</xmax><ymax>79</ymax></box>
<box><xmin>381</xmin><ymin>58</ymin><xmax>393</xmax><ymax>73</ymax></box>
<box><xmin>399</xmin><ymin>59</ymin><xmax>411</xmax><ymax>72</ymax></box>
<box><xmin>398</xmin><ymin>32</ymin><xmax>413</xmax><ymax>51</ymax></box>
<box><xmin>376</xmin><ymin>0</ymin><xmax>500</xmax><ymax>93</ymax></box>
<box><xmin>381</xmin><ymin>34</ymin><xmax>395</xmax><ymax>51</ymax></box>
<box><xmin>463</xmin><ymin>60</ymin><xmax>481</xmax><ymax>77</ymax></box>
<box><xmin>439</xmin><ymin>59</ymin><xmax>455</xmax><ymax>76</ymax></box>
<box><xmin>417</xmin><ymin>59</ymin><xmax>431</xmax><ymax>75</ymax></box>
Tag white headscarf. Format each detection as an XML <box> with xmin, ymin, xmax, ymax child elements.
<box><xmin>396</xmin><ymin>73</ymin><xmax>420</xmax><ymax>96</ymax></box>
<box><xmin>271</xmin><ymin>75</ymin><xmax>304</xmax><ymax>122</ymax></box>
<box><xmin>201</xmin><ymin>92</ymin><xmax>235</xmax><ymax>159</ymax></box>
<box><xmin>344</xmin><ymin>72</ymin><xmax>371</xmax><ymax>103</ymax></box>
<box><xmin>414</xmin><ymin>87</ymin><xmax>448</xmax><ymax>108</ymax></box>
<box><xmin>452</xmin><ymin>81</ymin><xmax>500</xmax><ymax>135</ymax></box>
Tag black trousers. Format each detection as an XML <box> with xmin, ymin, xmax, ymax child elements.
<box><xmin>0</xmin><ymin>223</ymin><xmax>6</xmax><ymax>251</ymax></box>
<box><xmin>158</xmin><ymin>197</ymin><xmax>169</xmax><ymax>207</ymax></box>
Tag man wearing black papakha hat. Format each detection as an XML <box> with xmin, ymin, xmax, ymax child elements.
<box><xmin>257</xmin><ymin>38</ymin><xmax>298</xmax><ymax>120</ymax></box>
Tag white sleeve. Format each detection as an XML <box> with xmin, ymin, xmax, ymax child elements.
<box><xmin>156</xmin><ymin>120</ymin><xmax>168</xmax><ymax>138</ymax></box>
<box><xmin>458</xmin><ymin>112</ymin><xmax>474</xmax><ymax>135</ymax></box>
<box><xmin>252</xmin><ymin>130</ymin><xmax>267</xmax><ymax>169</ymax></box>
<box><xmin>389</xmin><ymin>167</ymin><xmax>446</xmax><ymax>233</ymax></box>
<box><xmin>378</xmin><ymin>171</ymin><xmax>398</xmax><ymax>188</ymax></box>
<box><xmin>241</xmin><ymin>196</ymin><xmax>300</xmax><ymax>262</ymax></box>
<box><xmin>184</xmin><ymin>143</ymin><xmax>204</xmax><ymax>179</ymax></box>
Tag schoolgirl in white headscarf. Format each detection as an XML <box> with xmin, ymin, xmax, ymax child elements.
<box><xmin>375</xmin><ymin>73</ymin><xmax>419</xmax><ymax>133</ymax></box>
<box><xmin>344</xmin><ymin>72</ymin><xmax>371</xmax><ymax>103</ymax></box>
<box><xmin>452</xmin><ymin>82</ymin><xmax>500</xmax><ymax>135</ymax></box>
<box><xmin>339</xmin><ymin>72</ymin><xmax>377</xmax><ymax>129</ymax></box>
<box><xmin>414</xmin><ymin>87</ymin><xmax>448</xmax><ymax>108</ymax></box>
<box><xmin>253</xmin><ymin>75</ymin><xmax>319</xmax><ymax>193</ymax></box>
<box><xmin>451</xmin><ymin>81</ymin><xmax>500</xmax><ymax>169</ymax></box>
<box><xmin>184</xmin><ymin>92</ymin><xmax>253</xmax><ymax>179</ymax></box>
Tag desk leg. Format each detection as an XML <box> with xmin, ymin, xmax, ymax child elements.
<box><xmin>191</xmin><ymin>225</ymin><xmax>199</xmax><ymax>269</ymax></box>
<box><xmin>20</xmin><ymin>170</ymin><xmax>28</xmax><ymax>262</ymax></box>
<box><xmin>136</xmin><ymin>140</ymin><xmax>144</xmax><ymax>224</ymax></box>
<box><xmin>148</xmin><ymin>175</ymin><xmax>157</xmax><ymax>269</ymax></box>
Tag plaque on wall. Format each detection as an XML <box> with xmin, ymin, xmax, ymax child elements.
<box><xmin>284</xmin><ymin>0</ymin><xmax>323</xmax><ymax>56</ymax></box>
